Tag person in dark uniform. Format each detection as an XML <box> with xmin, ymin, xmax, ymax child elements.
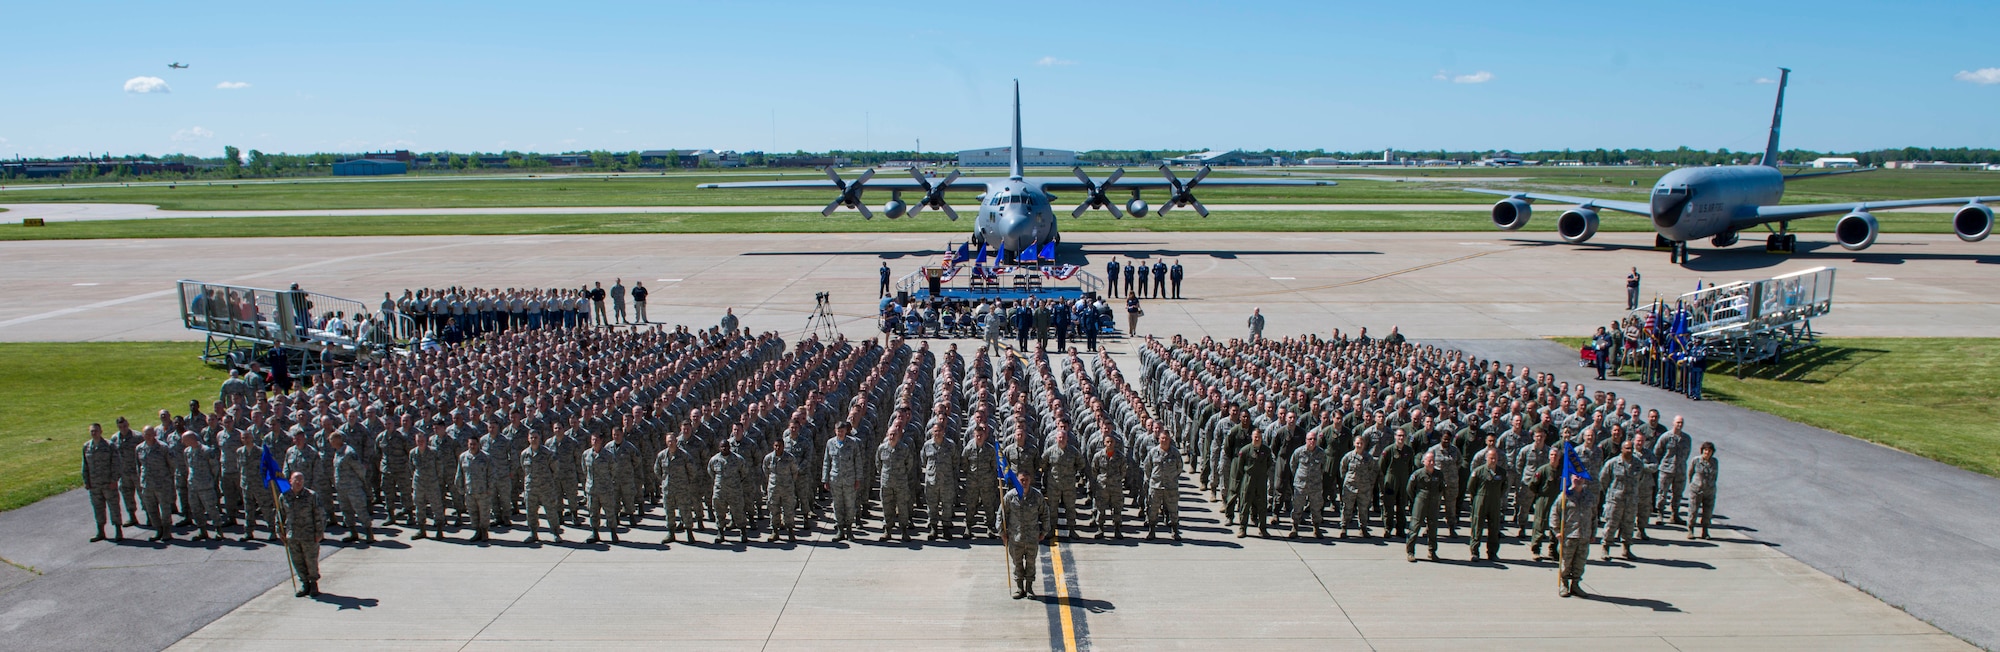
<box><xmin>879</xmin><ymin>263</ymin><xmax>892</xmax><ymax>298</ymax></box>
<box><xmin>1011</xmin><ymin>302</ymin><xmax>1032</xmax><ymax>352</ymax></box>
<box><xmin>1052</xmin><ymin>301</ymin><xmax>1071</xmax><ymax>352</ymax></box>
<box><xmin>1626</xmin><ymin>267</ymin><xmax>1642</xmax><ymax>310</ymax></box>
<box><xmin>1169</xmin><ymin>259</ymin><xmax>1184</xmax><ymax>299</ymax></box>
<box><xmin>1105</xmin><ymin>258</ymin><xmax>1121</xmax><ymax>298</ymax></box>
<box><xmin>1123</xmin><ymin>261</ymin><xmax>1137</xmax><ymax>297</ymax></box>
<box><xmin>1151</xmin><ymin>260</ymin><xmax>1167</xmax><ymax>298</ymax></box>
<box><xmin>1080</xmin><ymin>301</ymin><xmax>1099</xmax><ymax>352</ymax></box>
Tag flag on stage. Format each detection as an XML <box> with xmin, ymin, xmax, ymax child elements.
<box><xmin>954</xmin><ymin>242</ymin><xmax>971</xmax><ymax>263</ymax></box>
<box><xmin>260</xmin><ymin>444</ymin><xmax>291</xmax><ymax>493</ymax></box>
<box><xmin>976</xmin><ymin>243</ymin><xmax>989</xmax><ymax>265</ymax></box>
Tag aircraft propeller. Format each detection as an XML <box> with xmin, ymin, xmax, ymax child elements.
<box><xmin>906</xmin><ymin>168</ymin><xmax>962</xmax><ymax>221</ymax></box>
<box><xmin>1069</xmin><ymin>166</ymin><xmax>1126</xmax><ymax>218</ymax></box>
<box><xmin>821</xmin><ymin>167</ymin><xmax>876</xmax><ymax>219</ymax></box>
<box><xmin>1157</xmin><ymin>164</ymin><xmax>1213</xmax><ymax>217</ymax></box>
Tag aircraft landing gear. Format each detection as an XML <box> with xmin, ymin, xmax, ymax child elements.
<box><xmin>1654</xmin><ymin>234</ymin><xmax>1674</xmax><ymax>251</ymax></box>
<box><xmin>1668</xmin><ymin>240</ymin><xmax>1690</xmax><ymax>265</ymax></box>
<box><xmin>1765</xmin><ymin>233</ymin><xmax>1797</xmax><ymax>254</ymax></box>
<box><xmin>1765</xmin><ymin>222</ymin><xmax>1796</xmax><ymax>254</ymax></box>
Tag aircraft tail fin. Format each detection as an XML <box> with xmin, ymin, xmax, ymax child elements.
<box><xmin>1009</xmin><ymin>79</ymin><xmax>1024</xmax><ymax>179</ymax></box>
<box><xmin>1760</xmin><ymin>68</ymin><xmax>1790</xmax><ymax>168</ymax></box>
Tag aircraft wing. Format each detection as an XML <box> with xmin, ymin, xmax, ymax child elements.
<box><xmin>1752</xmin><ymin>196</ymin><xmax>2000</xmax><ymax>221</ymax></box>
<box><xmin>696</xmin><ymin>178</ymin><xmax>962</xmax><ymax>191</ymax></box>
<box><xmin>1463</xmin><ymin>188</ymin><xmax>1651</xmax><ymax>216</ymax></box>
<box><xmin>1034</xmin><ymin>177</ymin><xmax>1333</xmax><ymax>191</ymax></box>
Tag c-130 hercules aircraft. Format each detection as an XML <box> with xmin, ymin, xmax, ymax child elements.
<box><xmin>699</xmin><ymin>81</ymin><xmax>1333</xmax><ymax>263</ymax></box>
<box><xmin>1467</xmin><ymin>68</ymin><xmax>1997</xmax><ymax>263</ymax></box>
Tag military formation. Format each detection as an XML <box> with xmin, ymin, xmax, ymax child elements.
<box><xmin>84</xmin><ymin>309</ymin><xmax>1723</xmax><ymax>600</ymax></box>
<box><xmin>1139</xmin><ymin>333</ymin><xmax>1722</xmax><ymax>597</ymax></box>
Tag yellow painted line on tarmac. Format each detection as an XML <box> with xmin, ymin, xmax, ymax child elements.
<box><xmin>1049</xmin><ymin>540</ymin><xmax>1078</xmax><ymax>652</ymax></box>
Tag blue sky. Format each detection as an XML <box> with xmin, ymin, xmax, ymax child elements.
<box><xmin>5</xmin><ymin>0</ymin><xmax>1998</xmax><ymax>158</ymax></box>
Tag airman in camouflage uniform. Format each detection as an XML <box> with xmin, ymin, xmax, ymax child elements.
<box><xmin>135</xmin><ymin>428</ymin><xmax>177</xmax><ymax>541</ymax></box>
<box><xmin>1405</xmin><ymin>452</ymin><xmax>1446</xmax><ymax>562</ymax></box>
<box><xmin>1091</xmin><ymin>437</ymin><xmax>1127</xmax><ymax>539</ymax></box>
<box><xmin>330</xmin><ymin>433</ymin><xmax>374</xmax><ymax>543</ymax></box>
<box><xmin>409</xmin><ymin>427</ymin><xmax>448</xmax><ymax>539</ymax></box>
<box><xmin>520</xmin><ymin>430</ymin><xmax>562</xmax><ymax>543</ymax></box>
<box><xmin>657</xmin><ymin>434</ymin><xmax>703</xmax><ymax>543</ymax></box>
<box><xmin>765</xmin><ymin>438</ymin><xmax>800</xmax><ymax>542</ymax></box>
<box><xmin>584</xmin><ymin>434</ymin><xmax>622</xmax><ymax>543</ymax></box>
<box><xmin>1002</xmin><ymin>469</ymin><xmax>1046</xmax><ymax>600</ymax></box>
<box><xmin>281</xmin><ymin>471</ymin><xmax>324</xmax><ymax>597</ymax></box>
<box><xmin>458</xmin><ymin>437</ymin><xmax>496</xmax><ymax>542</ymax></box>
<box><xmin>1467</xmin><ymin>449</ymin><xmax>1509</xmax><ymax>561</ymax></box>
<box><xmin>1288</xmin><ymin>432</ymin><xmax>1326</xmax><ymax>538</ymax></box>
<box><xmin>180</xmin><ymin>432</ymin><xmax>222</xmax><ymax>541</ymax></box>
<box><xmin>1141</xmin><ymin>431</ymin><xmax>1181</xmax><ymax>540</ymax></box>
<box><xmin>1598</xmin><ymin>439</ymin><xmax>1644</xmax><ymax>561</ymax></box>
<box><xmin>82</xmin><ymin>424</ymin><xmax>124</xmax><ymax>542</ymax></box>
<box><xmin>922</xmin><ymin>426</ymin><xmax>961</xmax><ymax>541</ymax></box>
<box><xmin>1687</xmin><ymin>441</ymin><xmax>1719</xmax><ymax>539</ymax></box>
<box><xmin>877</xmin><ymin>428</ymin><xmax>918</xmax><ymax>541</ymax></box>
<box><xmin>822</xmin><ymin>422</ymin><xmax>867</xmax><ymax>541</ymax></box>
<box><xmin>961</xmin><ymin>426</ymin><xmax>1001</xmax><ymax>537</ymax></box>
<box><xmin>709</xmin><ymin>439</ymin><xmax>754</xmax><ymax>543</ymax></box>
<box><xmin>1337</xmin><ymin>435</ymin><xmax>1376</xmax><ymax>538</ymax></box>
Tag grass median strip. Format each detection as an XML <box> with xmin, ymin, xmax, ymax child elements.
<box><xmin>0</xmin><ymin>342</ymin><xmax>227</xmax><ymax>511</ymax></box>
<box><xmin>1555</xmin><ymin>337</ymin><xmax>2000</xmax><ymax>478</ymax></box>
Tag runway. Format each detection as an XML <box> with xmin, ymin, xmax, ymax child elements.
<box><xmin>0</xmin><ymin>201</ymin><xmax>1965</xmax><ymax>223</ymax></box>
<box><xmin>1</xmin><ymin>230</ymin><xmax>1996</xmax><ymax>650</ymax></box>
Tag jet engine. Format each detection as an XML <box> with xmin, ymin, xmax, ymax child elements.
<box><xmin>1835</xmin><ymin>211</ymin><xmax>1879</xmax><ymax>250</ymax></box>
<box><xmin>1710</xmin><ymin>230</ymin><xmax>1738</xmax><ymax>248</ymax></box>
<box><xmin>1126</xmin><ymin>191</ymin><xmax>1150</xmax><ymax>218</ymax></box>
<box><xmin>882</xmin><ymin>190</ymin><xmax>907</xmax><ymax>219</ymax></box>
<box><xmin>1557</xmin><ymin>208</ymin><xmax>1600</xmax><ymax>244</ymax></box>
<box><xmin>1491</xmin><ymin>198</ymin><xmax>1531</xmax><ymax>231</ymax></box>
<box><xmin>1954</xmin><ymin>203</ymin><xmax>1993</xmax><ymax>242</ymax></box>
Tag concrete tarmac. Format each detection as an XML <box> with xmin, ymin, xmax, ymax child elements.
<box><xmin>2</xmin><ymin>230</ymin><xmax>1997</xmax><ymax>650</ymax></box>
<box><xmin>1</xmin><ymin>231</ymin><xmax>1995</xmax><ymax>343</ymax></box>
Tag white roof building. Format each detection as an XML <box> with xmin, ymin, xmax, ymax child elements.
<box><xmin>956</xmin><ymin>146</ymin><xmax>1077</xmax><ymax>167</ymax></box>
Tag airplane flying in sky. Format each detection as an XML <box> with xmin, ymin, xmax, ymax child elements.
<box><xmin>1467</xmin><ymin>68</ymin><xmax>1996</xmax><ymax>263</ymax></box>
<box><xmin>167</xmin><ymin>62</ymin><xmax>188</xmax><ymax>69</ymax></box>
<box><xmin>699</xmin><ymin>81</ymin><xmax>1333</xmax><ymax>263</ymax></box>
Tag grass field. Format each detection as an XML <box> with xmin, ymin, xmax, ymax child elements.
<box><xmin>0</xmin><ymin>342</ymin><xmax>228</xmax><ymax>512</ymax></box>
<box><xmin>1554</xmin><ymin>337</ymin><xmax>2000</xmax><ymax>479</ymax></box>
<box><xmin>0</xmin><ymin>208</ymin><xmax>1965</xmax><ymax>241</ymax></box>
<box><xmin>1</xmin><ymin>167</ymin><xmax>1993</xmax><ymax>211</ymax></box>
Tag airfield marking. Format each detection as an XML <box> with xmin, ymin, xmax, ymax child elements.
<box><xmin>1236</xmin><ymin>247</ymin><xmax>1511</xmax><ymax>297</ymax></box>
<box><xmin>1048</xmin><ymin>541</ymin><xmax>1080</xmax><ymax>652</ymax></box>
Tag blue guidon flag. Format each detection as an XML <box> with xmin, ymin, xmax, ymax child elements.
<box><xmin>993</xmin><ymin>442</ymin><xmax>1026</xmax><ymax>498</ymax></box>
<box><xmin>1560</xmin><ymin>440</ymin><xmax>1594</xmax><ymax>497</ymax></box>
<box><xmin>260</xmin><ymin>444</ymin><xmax>291</xmax><ymax>493</ymax></box>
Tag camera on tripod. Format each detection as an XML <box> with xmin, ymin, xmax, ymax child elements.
<box><xmin>815</xmin><ymin>291</ymin><xmax>830</xmax><ymax>305</ymax></box>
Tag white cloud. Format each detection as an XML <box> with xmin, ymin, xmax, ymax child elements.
<box><xmin>215</xmin><ymin>81</ymin><xmax>251</xmax><ymax>90</ymax></box>
<box><xmin>1954</xmin><ymin>68</ymin><xmax>2000</xmax><ymax>85</ymax></box>
<box><xmin>1433</xmin><ymin>70</ymin><xmax>1493</xmax><ymax>84</ymax></box>
<box><xmin>1035</xmin><ymin>56</ymin><xmax>1075</xmax><ymax>67</ymax></box>
<box><xmin>1753</xmin><ymin>77</ymin><xmax>1778</xmax><ymax>85</ymax></box>
<box><xmin>171</xmin><ymin>126</ymin><xmax>215</xmax><ymax>142</ymax></box>
<box><xmin>124</xmin><ymin>76</ymin><xmax>171</xmax><ymax>93</ymax></box>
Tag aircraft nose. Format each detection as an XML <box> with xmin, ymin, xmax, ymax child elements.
<box><xmin>1652</xmin><ymin>189</ymin><xmax>1690</xmax><ymax>229</ymax></box>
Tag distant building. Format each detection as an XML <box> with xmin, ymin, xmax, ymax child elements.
<box><xmin>1809</xmin><ymin>157</ymin><xmax>1859</xmax><ymax>169</ymax></box>
<box><xmin>1301</xmin><ymin>149</ymin><xmax>1404</xmax><ymax>166</ymax></box>
<box><xmin>958</xmin><ymin>146</ymin><xmax>1077</xmax><ymax>167</ymax></box>
<box><xmin>637</xmin><ymin>149</ymin><xmax>743</xmax><ymax>168</ymax></box>
<box><xmin>768</xmin><ymin>155</ymin><xmax>851</xmax><ymax>168</ymax></box>
<box><xmin>1884</xmin><ymin>161</ymin><xmax>1988</xmax><ymax>170</ymax></box>
<box><xmin>361</xmin><ymin>150</ymin><xmax>414</xmax><ymax>163</ymax></box>
<box><xmin>1165</xmin><ymin>150</ymin><xmax>1273</xmax><ymax>167</ymax></box>
<box><xmin>1478</xmin><ymin>151</ymin><xmax>1525</xmax><ymax>167</ymax></box>
<box><xmin>332</xmin><ymin>159</ymin><xmax>408</xmax><ymax>176</ymax></box>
